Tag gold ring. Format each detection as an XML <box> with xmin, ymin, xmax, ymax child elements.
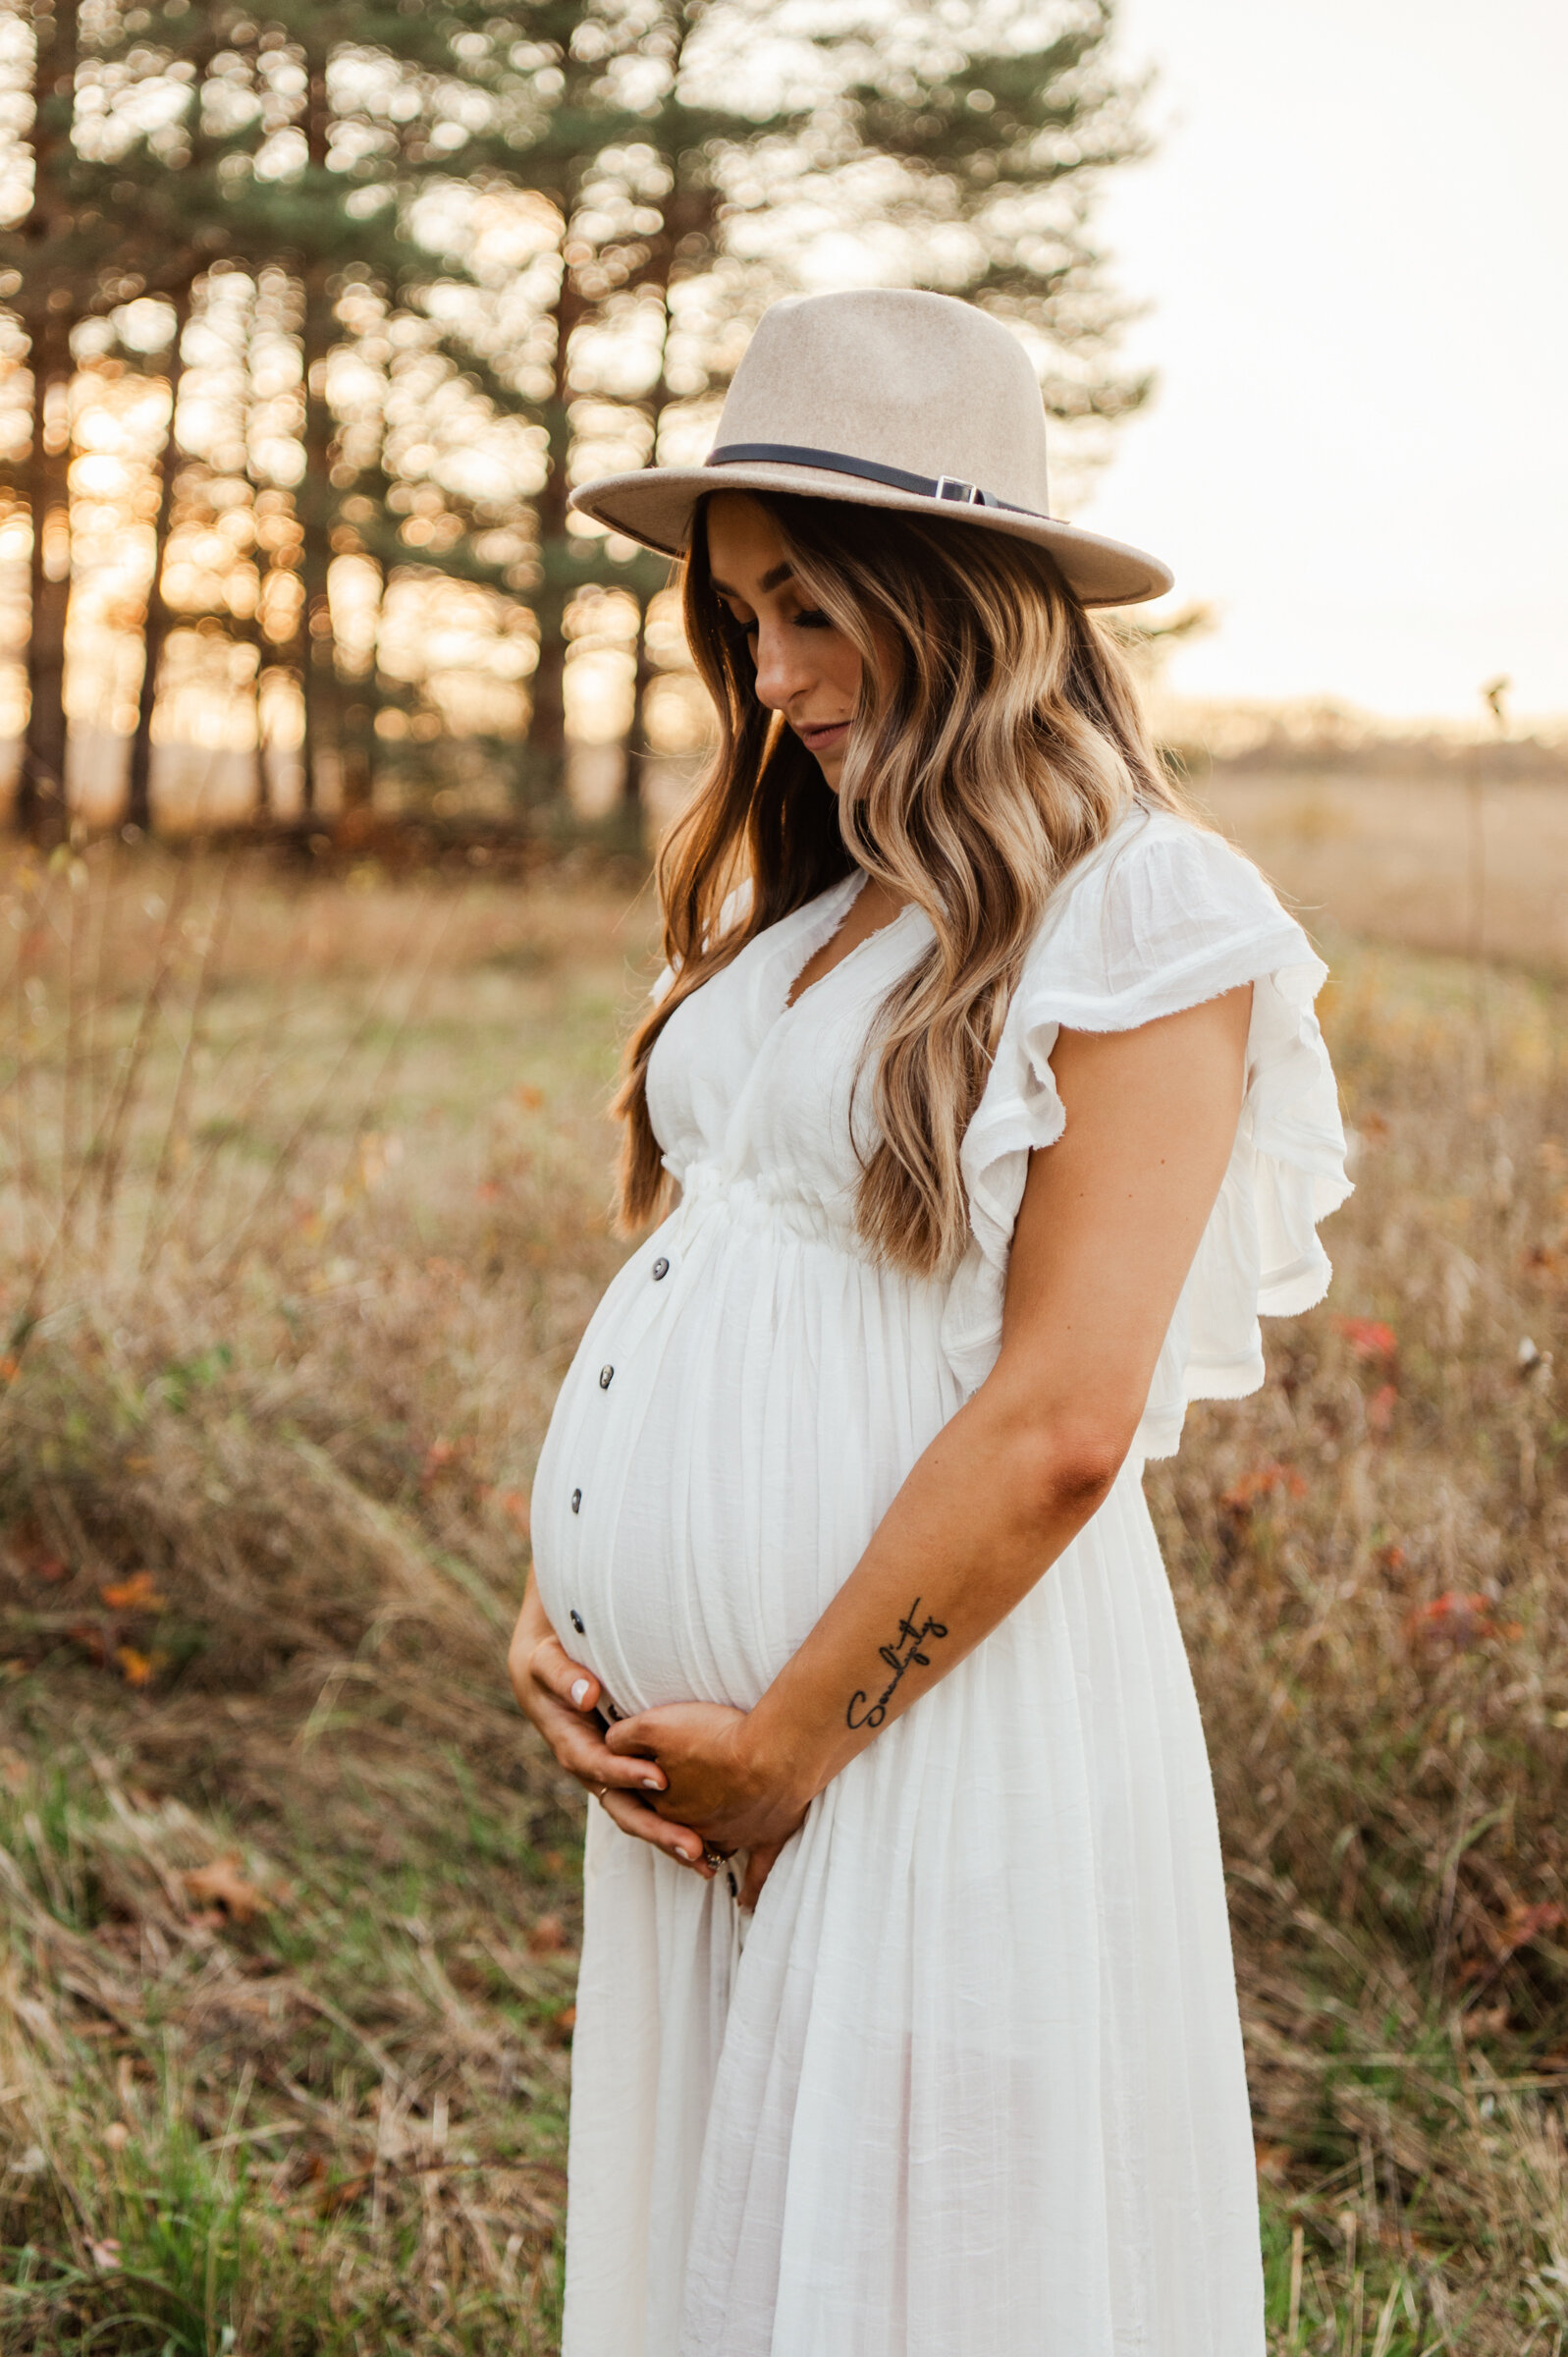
<box><xmin>595</xmin><ymin>1782</ymin><xmax>609</xmax><ymax>1801</ymax></box>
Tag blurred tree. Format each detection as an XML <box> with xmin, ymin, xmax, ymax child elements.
<box><xmin>530</xmin><ymin>0</ymin><xmax>1153</xmax><ymax>815</ymax></box>
<box><xmin>5</xmin><ymin>0</ymin><xmax>550</xmax><ymax>829</ymax></box>
<box><xmin>192</xmin><ymin>3</ymin><xmax>487</xmax><ymax>815</ymax></box>
<box><xmin>490</xmin><ymin>0</ymin><xmax>820</xmax><ymax>808</ymax></box>
<box><xmin>816</xmin><ymin>0</ymin><xmax>1150</xmax><ymax>478</ymax></box>
<box><xmin>0</xmin><ymin>0</ymin><xmax>1153</xmax><ymax>843</ymax></box>
<box><xmin>210</xmin><ymin>3</ymin><xmax>577</xmax><ymax>816</ymax></box>
<box><xmin>124</xmin><ymin>284</ymin><xmax>190</xmax><ymax>835</ymax></box>
<box><xmin>13</xmin><ymin>0</ymin><xmax>85</xmax><ymax>846</ymax></box>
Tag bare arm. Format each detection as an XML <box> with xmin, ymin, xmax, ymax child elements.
<box><xmin>606</xmin><ymin>988</ymin><xmax>1252</xmax><ymax>1883</ymax></box>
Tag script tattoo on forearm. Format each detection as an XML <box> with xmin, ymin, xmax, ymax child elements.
<box><xmin>845</xmin><ymin>1599</ymin><xmax>949</xmax><ymax>1730</ymax></box>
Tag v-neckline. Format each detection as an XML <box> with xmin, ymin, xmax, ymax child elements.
<box><xmin>781</xmin><ymin>875</ymin><xmax>918</xmax><ymax>1015</ymax></box>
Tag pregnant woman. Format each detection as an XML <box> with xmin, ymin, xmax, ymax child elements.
<box><xmin>508</xmin><ymin>289</ymin><xmax>1348</xmax><ymax>2357</ymax></box>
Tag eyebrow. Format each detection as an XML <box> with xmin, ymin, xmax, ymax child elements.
<box><xmin>710</xmin><ymin>561</ymin><xmax>794</xmax><ymax>598</ymax></box>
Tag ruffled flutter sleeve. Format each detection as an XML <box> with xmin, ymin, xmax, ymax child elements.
<box><xmin>940</xmin><ymin>810</ymin><xmax>1351</xmax><ymax>1458</ymax></box>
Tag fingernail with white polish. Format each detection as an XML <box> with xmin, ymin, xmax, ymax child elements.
<box><xmin>641</xmin><ymin>1775</ymin><xmax>663</xmax><ymax>1790</ymax></box>
<box><xmin>569</xmin><ymin>1678</ymin><xmax>590</xmax><ymax>1707</ymax></box>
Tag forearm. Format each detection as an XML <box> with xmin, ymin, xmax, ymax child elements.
<box><xmin>746</xmin><ymin>1369</ymin><xmax>1126</xmax><ymax>1806</ymax></box>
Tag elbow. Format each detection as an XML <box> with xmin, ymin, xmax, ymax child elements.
<box><xmin>1010</xmin><ymin>1420</ymin><xmax>1132</xmax><ymax>1529</ymax></box>
<box><xmin>975</xmin><ymin>1362</ymin><xmax>1139</xmax><ymax>1530</ymax></box>
<box><xmin>1048</xmin><ymin>1431</ymin><xmax>1129</xmax><ymax>1519</ymax></box>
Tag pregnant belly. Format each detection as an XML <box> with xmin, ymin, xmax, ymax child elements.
<box><xmin>530</xmin><ymin>1203</ymin><xmax>959</xmax><ymax>1715</ymax></box>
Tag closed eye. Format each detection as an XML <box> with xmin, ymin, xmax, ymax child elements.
<box><xmin>718</xmin><ymin>601</ymin><xmax>833</xmax><ymax>635</ymax></box>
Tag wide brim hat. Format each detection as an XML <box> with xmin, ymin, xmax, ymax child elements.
<box><xmin>568</xmin><ymin>287</ymin><xmax>1172</xmax><ymax>609</ymax></box>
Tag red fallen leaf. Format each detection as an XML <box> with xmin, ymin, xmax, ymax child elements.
<box><xmin>313</xmin><ymin>2165</ymin><xmax>370</xmax><ymax>2216</ymax></box>
<box><xmin>1405</xmin><ymin>1592</ymin><xmax>1515</xmax><ymax>1652</ymax></box>
<box><xmin>421</xmin><ymin>1436</ymin><xmax>473</xmax><ymax>1487</ymax></box>
<box><xmin>1220</xmin><ymin>1462</ymin><xmax>1308</xmax><ymax>1514</ymax></box>
<box><xmin>527</xmin><ymin>1913</ymin><xmax>569</xmax><ymax>1955</ymax></box>
<box><xmin>512</xmin><ymin>1082</ymin><xmax>545</xmax><ymax>1111</ymax></box>
<box><xmin>1461</xmin><ymin>2001</ymin><xmax>1511</xmax><ymax>2041</ymax></box>
<box><xmin>1367</xmin><ymin>1382</ymin><xmax>1398</xmax><ymax>1436</ymax></box>
<box><xmin>13</xmin><ymin>1535</ymin><xmax>67</xmax><ymax>1583</ymax></box>
<box><xmin>1497</xmin><ymin>1900</ymin><xmax>1566</xmax><ymax>1958</ymax></box>
<box><xmin>301</xmin><ymin>2151</ymin><xmax>368</xmax><ymax>2214</ymax></box>
<box><xmin>1332</xmin><ymin>1315</ymin><xmax>1398</xmax><ymax>1363</ymax></box>
<box><xmin>100</xmin><ymin>1570</ymin><xmax>165</xmax><ymax>1613</ymax></box>
<box><xmin>550</xmin><ymin>2004</ymin><xmax>577</xmax><ymax>2044</ymax></box>
<box><xmin>114</xmin><ymin>1645</ymin><xmax>165</xmax><ymax>1688</ymax></box>
<box><xmin>1375</xmin><ymin>1542</ymin><xmax>1407</xmax><ymax>1572</ymax></box>
<box><xmin>475</xmin><ymin>1179</ymin><xmax>502</xmax><ymax>1203</ymax></box>
<box><xmin>67</xmin><ymin>1619</ymin><xmax>109</xmax><ymax>1666</ymax></box>
<box><xmin>495</xmin><ymin>1488</ymin><xmax>530</xmax><ymax>1537</ymax></box>
<box><xmin>180</xmin><ymin>1854</ymin><xmax>268</xmax><ymax>1924</ymax></box>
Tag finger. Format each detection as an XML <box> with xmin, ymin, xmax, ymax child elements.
<box><xmin>530</xmin><ymin>1636</ymin><xmax>601</xmax><ymax>1715</ymax></box>
<box><xmin>603</xmin><ymin>1713</ymin><xmax>662</xmax><ymax>1759</ymax></box>
<box><xmin>546</xmin><ymin>1719</ymin><xmax>667</xmax><ymax>1795</ymax></box>
<box><xmin>738</xmin><ymin>1840</ymin><xmax>784</xmax><ymax>1910</ymax></box>
<box><xmin>600</xmin><ymin>1789</ymin><xmax>713</xmax><ymax>1874</ymax></box>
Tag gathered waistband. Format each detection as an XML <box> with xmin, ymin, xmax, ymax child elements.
<box><xmin>674</xmin><ymin>1163</ymin><xmax>864</xmax><ymax>1250</ymax></box>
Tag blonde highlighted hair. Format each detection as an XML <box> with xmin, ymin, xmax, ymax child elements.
<box><xmin>615</xmin><ymin>492</ymin><xmax>1191</xmax><ymax>1277</ymax></box>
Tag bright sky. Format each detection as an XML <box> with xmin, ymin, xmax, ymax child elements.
<box><xmin>1073</xmin><ymin>0</ymin><xmax>1568</xmax><ymax>721</ymax></box>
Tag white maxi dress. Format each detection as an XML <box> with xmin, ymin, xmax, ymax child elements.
<box><xmin>530</xmin><ymin>806</ymin><xmax>1350</xmax><ymax>2357</ymax></box>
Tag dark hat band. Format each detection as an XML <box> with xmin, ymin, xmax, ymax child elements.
<box><xmin>705</xmin><ymin>441</ymin><xmax>1045</xmax><ymax>520</ymax></box>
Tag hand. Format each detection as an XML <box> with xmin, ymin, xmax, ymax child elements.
<box><xmin>507</xmin><ymin>1616</ymin><xmax>715</xmax><ymax>1879</ymax></box>
<box><xmin>604</xmin><ymin>1700</ymin><xmax>812</xmax><ymax>1894</ymax></box>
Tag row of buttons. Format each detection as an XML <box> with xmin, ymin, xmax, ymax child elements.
<box><xmin>564</xmin><ymin>1245</ymin><xmax>675</xmax><ymax>1622</ymax></box>
<box><xmin>568</xmin><ymin>1241</ymin><xmax>734</xmax><ymax>1892</ymax></box>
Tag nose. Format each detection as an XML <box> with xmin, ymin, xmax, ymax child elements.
<box><xmin>751</xmin><ymin>618</ymin><xmax>817</xmax><ymax>715</ymax></box>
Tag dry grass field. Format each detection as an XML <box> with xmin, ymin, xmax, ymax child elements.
<box><xmin>0</xmin><ymin>833</ymin><xmax>1565</xmax><ymax>2353</ymax></box>
<box><xmin>1205</xmin><ymin>768</ymin><xmax>1568</xmax><ymax>975</ymax></box>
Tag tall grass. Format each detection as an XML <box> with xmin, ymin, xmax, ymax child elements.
<box><xmin>0</xmin><ymin>841</ymin><xmax>637</xmax><ymax>2351</ymax></box>
<box><xmin>1156</xmin><ymin>947</ymin><xmax>1568</xmax><ymax>2353</ymax></box>
<box><xmin>0</xmin><ymin>843</ymin><xmax>1564</xmax><ymax>2351</ymax></box>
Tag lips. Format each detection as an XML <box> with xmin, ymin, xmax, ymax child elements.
<box><xmin>795</xmin><ymin>720</ymin><xmax>849</xmax><ymax>752</ymax></box>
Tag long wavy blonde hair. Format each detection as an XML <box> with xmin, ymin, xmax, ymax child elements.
<box><xmin>615</xmin><ymin>490</ymin><xmax>1191</xmax><ymax>1278</ymax></box>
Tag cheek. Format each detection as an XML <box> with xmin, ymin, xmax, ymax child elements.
<box><xmin>826</xmin><ymin>638</ymin><xmax>866</xmax><ymax>705</ymax></box>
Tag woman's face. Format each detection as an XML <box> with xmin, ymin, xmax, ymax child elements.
<box><xmin>704</xmin><ymin>492</ymin><xmax>864</xmax><ymax>790</ymax></box>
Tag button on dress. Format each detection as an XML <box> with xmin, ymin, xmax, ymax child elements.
<box><xmin>529</xmin><ymin>806</ymin><xmax>1350</xmax><ymax>2357</ymax></box>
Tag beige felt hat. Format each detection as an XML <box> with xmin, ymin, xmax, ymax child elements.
<box><xmin>568</xmin><ymin>287</ymin><xmax>1172</xmax><ymax>608</ymax></box>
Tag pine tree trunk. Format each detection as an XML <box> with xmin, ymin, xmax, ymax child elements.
<box><xmin>17</xmin><ymin>0</ymin><xmax>81</xmax><ymax>848</ymax></box>
<box><xmin>527</xmin><ymin>262</ymin><xmax>587</xmax><ymax>808</ymax></box>
<box><xmin>297</xmin><ymin>55</ymin><xmax>340</xmax><ymax>817</ymax></box>
<box><xmin>125</xmin><ymin>287</ymin><xmax>189</xmax><ymax>837</ymax></box>
<box><xmin>21</xmin><ymin>309</ymin><xmax>71</xmax><ymax>846</ymax></box>
<box><xmin>623</xmin><ymin>294</ymin><xmax>677</xmax><ymax>815</ymax></box>
<box><xmin>625</xmin><ymin>588</ymin><xmax>655</xmax><ymax>811</ymax></box>
<box><xmin>338</xmin><ymin>568</ymin><xmax>381</xmax><ymax>816</ymax></box>
<box><xmin>252</xmin><ymin>653</ymin><xmax>269</xmax><ymax>820</ymax></box>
